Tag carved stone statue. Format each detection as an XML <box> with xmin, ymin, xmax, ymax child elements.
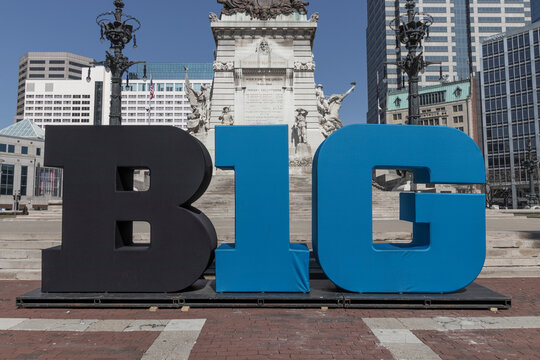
<box><xmin>217</xmin><ymin>0</ymin><xmax>309</xmax><ymax>20</ymax></box>
<box><xmin>209</xmin><ymin>12</ymin><xmax>219</xmax><ymax>22</ymax></box>
<box><xmin>214</xmin><ymin>61</ymin><xmax>234</xmax><ymax>71</ymax></box>
<box><xmin>185</xmin><ymin>67</ymin><xmax>211</xmax><ymax>134</ymax></box>
<box><xmin>315</xmin><ymin>84</ymin><xmax>329</xmax><ymax>119</ymax></box>
<box><xmin>219</xmin><ymin>107</ymin><xmax>235</xmax><ymax>125</ymax></box>
<box><xmin>257</xmin><ymin>39</ymin><xmax>271</xmax><ymax>55</ymax></box>
<box><xmin>294</xmin><ymin>61</ymin><xmax>316</xmax><ymax>71</ymax></box>
<box><xmin>317</xmin><ymin>82</ymin><xmax>356</xmax><ymax>138</ymax></box>
<box><xmin>291</xmin><ymin>108</ymin><xmax>308</xmax><ymax>148</ymax></box>
<box><xmin>309</xmin><ymin>12</ymin><xmax>319</xmax><ymax>22</ymax></box>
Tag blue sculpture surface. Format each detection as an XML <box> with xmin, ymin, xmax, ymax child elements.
<box><xmin>215</xmin><ymin>125</ymin><xmax>310</xmax><ymax>293</ymax></box>
<box><xmin>313</xmin><ymin>125</ymin><xmax>486</xmax><ymax>293</ymax></box>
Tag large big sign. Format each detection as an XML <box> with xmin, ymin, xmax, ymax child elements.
<box><xmin>42</xmin><ymin>125</ymin><xmax>485</xmax><ymax>294</ymax></box>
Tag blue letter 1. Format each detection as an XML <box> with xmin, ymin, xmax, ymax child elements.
<box><xmin>313</xmin><ymin>125</ymin><xmax>486</xmax><ymax>293</ymax></box>
<box><xmin>215</xmin><ymin>125</ymin><xmax>310</xmax><ymax>292</ymax></box>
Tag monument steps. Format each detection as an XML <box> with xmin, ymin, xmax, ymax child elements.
<box><xmin>0</xmin><ymin>240</ymin><xmax>60</xmax><ymax>250</ymax></box>
<box><xmin>0</xmin><ymin>259</ymin><xmax>41</xmax><ymax>270</ymax></box>
<box><xmin>484</xmin><ymin>258</ymin><xmax>540</xmax><ymax>267</ymax></box>
<box><xmin>488</xmin><ymin>239</ymin><xmax>540</xmax><ymax>249</ymax></box>
<box><xmin>0</xmin><ymin>269</ymin><xmax>41</xmax><ymax>281</ymax></box>
<box><xmin>1</xmin><ymin>178</ymin><xmax>538</xmax><ymax>280</ymax></box>
<box><xmin>1</xmin><ymin>249</ymin><xmax>42</xmax><ymax>260</ymax></box>
<box><xmin>0</xmin><ymin>233</ymin><xmax>60</xmax><ymax>241</ymax></box>
<box><xmin>487</xmin><ymin>248</ymin><xmax>540</xmax><ymax>257</ymax></box>
<box><xmin>479</xmin><ymin>266</ymin><xmax>540</xmax><ymax>278</ymax></box>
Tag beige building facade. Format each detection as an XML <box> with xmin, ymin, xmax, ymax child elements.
<box><xmin>385</xmin><ymin>80</ymin><xmax>480</xmax><ymax>145</ymax></box>
<box><xmin>15</xmin><ymin>52</ymin><xmax>94</xmax><ymax>123</ymax></box>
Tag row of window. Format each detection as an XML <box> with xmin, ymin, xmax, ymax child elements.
<box><xmin>123</xmin><ymin>94</ymin><xmax>187</xmax><ymax>99</ymax></box>
<box><xmin>122</xmin><ymin>113</ymin><xmax>190</xmax><ymax>118</ymax></box>
<box><xmin>122</xmin><ymin>107</ymin><xmax>190</xmax><ymax>112</ymax></box>
<box><xmin>26</xmin><ymin>113</ymin><xmax>90</xmax><ymax>117</ymax></box>
<box><xmin>26</xmin><ymin>107</ymin><xmax>90</xmax><ymax>111</ymax></box>
<box><xmin>0</xmin><ymin>144</ymin><xmax>40</xmax><ymax>156</ymax></box>
<box><xmin>26</xmin><ymin>95</ymin><xmax>90</xmax><ymax>99</ymax></box>
<box><xmin>32</xmin><ymin>119</ymin><xmax>90</xmax><ymax>124</ymax></box>
<box><xmin>122</xmin><ymin>82</ymin><xmax>210</xmax><ymax>92</ymax></box>
<box><xmin>122</xmin><ymin>101</ymin><xmax>190</xmax><ymax>105</ymax></box>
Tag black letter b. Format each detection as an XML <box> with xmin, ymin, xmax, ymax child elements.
<box><xmin>42</xmin><ymin>126</ymin><xmax>217</xmax><ymax>293</ymax></box>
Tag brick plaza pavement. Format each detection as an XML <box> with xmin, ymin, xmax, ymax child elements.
<box><xmin>0</xmin><ymin>278</ymin><xmax>539</xmax><ymax>360</ymax></box>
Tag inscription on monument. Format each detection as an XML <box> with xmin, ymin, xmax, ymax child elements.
<box><xmin>244</xmin><ymin>75</ymin><xmax>285</xmax><ymax>124</ymax></box>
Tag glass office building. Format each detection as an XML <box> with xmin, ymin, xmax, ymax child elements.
<box><xmin>533</xmin><ymin>0</ymin><xmax>540</xmax><ymax>22</ymax></box>
<box><xmin>481</xmin><ymin>22</ymin><xmax>540</xmax><ymax>208</ymax></box>
<box><xmin>132</xmin><ymin>63</ymin><xmax>214</xmax><ymax>80</ymax></box>
<box><xmin>367</xmin><ymin>0</ymin><xmax>531</xmax><ymax>124</ymax></box>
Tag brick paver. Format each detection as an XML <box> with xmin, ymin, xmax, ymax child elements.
<box><xmin>189</xmin><ymin>310</ymin><xmax>393</xmax><ymax>360</ymax></box>
<box><xmin>0</xmin><ymin>331</ymin><xmax>158</xmax><ymax>360</ymax></box>
<box><xmin>1</xmin><ymin>278</ymin><xmax>539</xmax><ymax>359</ymax></box>
<box><xmin>415</xmin><ymin>329</ymin><xmax>540</xmax><ymax>360</ymax></box>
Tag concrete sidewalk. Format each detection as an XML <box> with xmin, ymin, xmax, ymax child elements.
<box><xmin>1</xmin><ymin>278</ymin><xmax>539</xmax><ymax>359</ymax></box>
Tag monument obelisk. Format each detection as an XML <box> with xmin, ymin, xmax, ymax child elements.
<box><xmin>204</xmin><ymin>0</ymin><xmax>323</xmax><ymax>166</ymax></box>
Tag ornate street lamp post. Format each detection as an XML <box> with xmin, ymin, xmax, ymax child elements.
<box><xmin>523</xmin><ymin>139</ymin><xmax>539</xmax><ymax>208</ymax></box>
<box><xmin>390</xmin><ymin>0</ymin><xmax>435</xmax><ymax>125</ymax></box>
<box><xmin>92</xmin><ymin>0</ymin><xmax>145</xmax><ymax>126</ymax></box>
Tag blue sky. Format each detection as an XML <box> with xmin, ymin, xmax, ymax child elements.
<box><xmin>0</xmin><ymin>0</ymin><xmax>367</xmax><ymax>129</ymax></box>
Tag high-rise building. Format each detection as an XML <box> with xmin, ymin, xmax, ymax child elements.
<box><xmin>533</xmin><ymin>0</ymin><xmax>540</xmax><ymax>22</ymax></box>
<box><xmin>15</xmin><ymin>52</ymin><xmax>94</xmax><ymax>123</ymax></box>
<box><xmin>480</xmin><ymin>22</ymin><xmax>540</xmax><ymax>209</ymax></box>
<box><xmin>21</xmin><ymin>63</ymin><xmax>213</xmax><ymax>129</ymax></box>
<box><xmin>367</xmin><ymin>0</ymin><xmax>531</xmax><ymax>124</ymax></box>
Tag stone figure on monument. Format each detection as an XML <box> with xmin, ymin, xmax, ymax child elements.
<box><xmin>209</xmin><ymin>12</ymin><xmax>220</xmax><ymax>22</ymax></box>
<box><xmin>317</xmin><ymin>82</ymin><xmax>356</xmax><ymax>138</ymax></box>
<box><xmin>316</xmin><ymin>84</ymin><xmax>329</xmax><ymax>118</ymax></box>
<box><xmin>291</xmin><ymin>108</ymin><xmax>308</xmax><ymax>148</ymax></box>
<box><xmin>185</xmin><ymin>67</ymin><xmax>211</xmax><ymax>134</ymax></box>
<box><xmin>217</xmin><ymin>0</ymin><xmax>309</xmax><ymax>20</ymax></box>
<box><xmin>257</xmin><ymin>39</ymin><xmax>271</xmax><ymax>55</ymax></box>
<box><xmin>219</xmin><ymin>107</ymin><xmax>235</xmax><ymax>125</ymax></box>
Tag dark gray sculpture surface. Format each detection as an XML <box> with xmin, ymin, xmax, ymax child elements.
<box><xmin>42</xmin><ymin>126</ymin><xmax>217</xmax><ymax>293</ymax></box>
<box><xmin>218</xmin><ymin>0</ymin><xmax>309</xmax><ymax>20</ymax></box>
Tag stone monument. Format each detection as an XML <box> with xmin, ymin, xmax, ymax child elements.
<box><xmin>185</xmin><ymin>67</ymin><xmax>211</xmax><ymax>134</ymax></box>
<box><xmin>190</xmin><ymin>0</ymin><xmax>355</xmax><ymax>170</ymax></box>
<box><xmin>191</xmin><ymin>0</ymin><xmax>357</xmax><ymax>246</ymax></box>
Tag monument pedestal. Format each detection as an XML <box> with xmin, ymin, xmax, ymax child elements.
<box><xmin>209</xmin><ymin>11</ymin><xmax>324</xmax><ymax>156</ymax></box>
<box><xmin>290</xmin><ymin>143</ymin><xmax>313</xmax><ymax>168</ymax></box>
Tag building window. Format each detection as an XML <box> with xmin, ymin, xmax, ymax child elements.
<box><xmin>0</xmin><ymin>164</ymin><xmax>14</xmax><ymax>195</ymax></box>
<box><xmin>8</xmin><ymin>145</ymin><xmax>15</xmax><ymax>153</ymax></box>
<box><xmin>20</xmin><ymin>166</ymin><xmax>28</xmax><ymax>196</ymax></box>
<box><xmin>36</xmin><ymin>148</ymin><xmax>41</xmax><ymax>156</ymax></box>
<box><xmin>21</xmin><ymin>146</ymin><xmax>28</xmax><ymax>155</ymax></box>
<box><xmin>453</xmin><ymin>116</ymin><xmax>464</xmax><ymax>123</ymax></box>
<box><xmin>69</xmin><ymin>61</ymin><xmax>86</xmax><ymax>68</ymax></box>
<box><xmin>35</xmin><ymin>167</ymin><xmax>63</xmax><ymax>197</ymax></box>
<box><xmin>453</xmin><ymin>104</ymin><xmax>464</xmax><ymax>112</ymax></box>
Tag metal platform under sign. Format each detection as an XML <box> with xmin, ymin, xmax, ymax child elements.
<box><xmin>17</xmin><ymin>280</ymin><xmax>511</xmax><ymax>310</ymax></box>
